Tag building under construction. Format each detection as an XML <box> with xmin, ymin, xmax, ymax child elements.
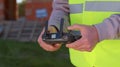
<box><xmin>0</xmin><ymin>0</ymin><xmax>53</xmax><ymax>21</ymax></box>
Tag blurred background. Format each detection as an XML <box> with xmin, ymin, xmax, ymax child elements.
<box><xmin>0</xmin><ymin>0</ymin><xmax>74</xmax><ymax>67</ymax></box>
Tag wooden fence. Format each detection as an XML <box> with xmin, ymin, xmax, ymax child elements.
<box><xmin>0</xmin><ymin>21</ymin><xmax>45</xmax><ymax>42</ymax></box>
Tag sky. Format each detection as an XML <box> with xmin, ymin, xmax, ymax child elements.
<box><xmin>17</xmin><ymin>0</ymin><xmax>23</xmax><ymax>3</ymax></box>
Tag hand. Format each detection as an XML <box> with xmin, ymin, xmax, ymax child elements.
<box><xmin>37</xmin><ymin>27</ymin><xmax>62</xmax><ymax>52</ymax></box>
<box><xmin>53</xmin><ymin>0</ymin><xmax>69</xmax><ymax>12</ymax></box>
<box><xmin>66</xmin><ymin>24</ymin><xmax>99</xmax><ymax>52</ymax></box>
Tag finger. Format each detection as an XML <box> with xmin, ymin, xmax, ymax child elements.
<box><xmin>38</xmin><ymin>29</ymin><xmax>61</xmax><ymax>51</ymax></box>
<box><xmin>67</xmin><ymin>43</ymin><xmax>87</xmax><ymax>52</ymax></box>
<box><xmin>39</xmin><ymin>38</ymin><xmax>60</xmax><ymax>51</ymax></box>
<box><xmin>66</xmin><ymin>39</ymin><xmax>83</xmax><ymax>48</ymax></box>
<box><xmin>74</xmin><ymin>48</ymin><xmax>87</xmax><ymax>52</ymax></box>
<box><xmin>39</xmin><ymin>28</ymin><xmax>45</xmax><ymax>38</ymax></box>
<box><xmin>67</xmin><ymin>24</ymin><xmax>85</xmax><ymax>31</ymax></box>
<box><xmin>69</xmin><ymin>44</ymin><xmax>91</xmax><ymax>52</ymax></box>
<box><xmin>38</xmin><ymin>28</ymin><xmax>45</xmax><ymax>45</ymax></box>
<box><xmin>75</xmin><ymin>42</ymin><xmax>93</xmax><ymax>52</ymax></box>
<box><xmin>53</xmin><ymin>44</ymin><xmax>62</xmax><ymax>48</ymax></box>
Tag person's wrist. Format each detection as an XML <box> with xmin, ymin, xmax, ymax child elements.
<box><xmin>92</xmin><ymin>26</ymin><xmax>99</xmax><ymax>42</ymax></box>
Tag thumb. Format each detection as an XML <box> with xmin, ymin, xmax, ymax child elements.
<box><xmin>68</xmin><ymin>24</ymin><xmax>84</xmax><ymax>31</ymax></box>
<box><xmin>40</xmin><ymin>28</ymin><xmax>45</xmax><ymax>38</ymax></box>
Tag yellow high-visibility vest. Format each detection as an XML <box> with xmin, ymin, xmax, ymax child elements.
<box><xmin>69</xmin><ymin>0</ymin><xmax>120</xmax><ymax>67</ymax></box>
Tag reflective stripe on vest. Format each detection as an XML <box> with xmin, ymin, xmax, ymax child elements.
<box><xmin>70</xmin><ymin>4</ymin><xmax>83</xmax><ymax>14</ymax></box>
<box><xmin>70</xmin><ymin>1</ymin><xmax>120</xmax><ymax>13</ymax></box>
<box><xmin>85</xmin><ymin>1</ymin><xmax>120</xmax><ymax>12</ymax></box>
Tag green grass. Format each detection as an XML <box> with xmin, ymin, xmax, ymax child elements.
<box><xmin>0</xmin><ymin>39</ymin><xmax>74</xmax><ymax>67</ymax></box>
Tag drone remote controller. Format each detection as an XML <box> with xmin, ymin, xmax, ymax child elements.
<box><xmin>42</xmin><ymin>18</ymin><xmax>82</xmax><ymax>44</ymax></box>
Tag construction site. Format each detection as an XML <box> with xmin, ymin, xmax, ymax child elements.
<box><xmin>0</xmin><ymin>0</ymin><xmax>53</xmax><ymax>41</ymax></box>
